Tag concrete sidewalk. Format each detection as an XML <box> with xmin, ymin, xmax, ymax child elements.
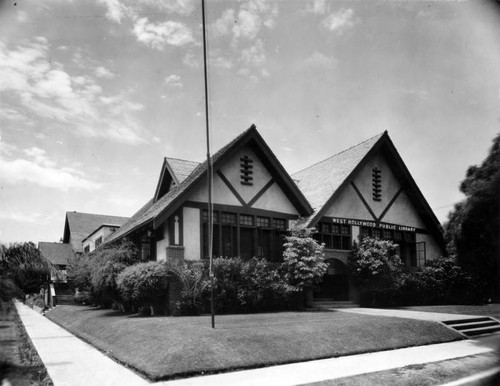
<box><xmin>15</xmin><ymin>302</ymin><xmax>149</xmax><ymax>386</ymax></box>
<box><xmin>15</xmin><ymin>302</ymin><xmax>497</xmax><ymax>386</ymax></box>
<box><xmin>337</xmin><ymin>307</ymin><xmax>485</xmax><ymax>322</ymax></box>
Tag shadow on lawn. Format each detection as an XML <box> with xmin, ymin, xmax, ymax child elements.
<box><xmin>71</xmin><ymin>305</ymin><xmax>158</xmax><ymax>319</ymax></box>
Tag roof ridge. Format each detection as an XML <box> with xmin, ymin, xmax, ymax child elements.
<box><xmin>165</xmin><ymin>156</ymin><xmax>200</xmax><ymax>164</ymax></box>
<box><xmin>292</xmin><ymin>131</ymin><xmax>386</xmax><ymax>177</ymax></box>
<box><xmin>66</xmin><ymin>211</ymin><xmax>129</xmax><ymax>218</ymax></box>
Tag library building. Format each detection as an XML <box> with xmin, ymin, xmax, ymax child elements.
<box><xmin>105</xmin><ymin>125</ymin><xmax>445</xmax><ymax>302</ymax></box>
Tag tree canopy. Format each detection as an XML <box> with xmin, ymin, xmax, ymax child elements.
<box><xmin>445</xmin><ymin>132</ymin><xmax>500</xmax><ymax>301</ymax></box>
<box><xmin>1</xmin><ymin>242</ymin><xmax>51</xmax><ymax>297</ymax></box>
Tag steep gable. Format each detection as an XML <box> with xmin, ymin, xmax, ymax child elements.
<box><xmin>153</xmin><ymin>157</ymin><xmax>200</xmax><ymax>202</ymax></box>
<box><xmin>293</xmin><ymin>132</ymin><xmax>445</xmax><ymax>251</ymax></box>
<box><xmin>106</xmin><ymin>125</ymin><xmax>313</xmax><ymax>243</ymax></box>
<box><xmin>153</xmin><ymin>125</ymin><xmax>312</xmax><ymax>227</ymax></box>
<box><xmin>292</xmin><ymin>133</ymin><xmax>384</xmax><ymax>219</ymax></box>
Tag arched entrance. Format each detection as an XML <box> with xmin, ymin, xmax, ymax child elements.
<box><xmin>314</xmin><ymin>258</ymin><xmax>350</xmax><ymax>300</ymax></box>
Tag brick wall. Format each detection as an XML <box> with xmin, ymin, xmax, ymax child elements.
<box><xmin>166</xmin><ymin>274</ymin><xmax>183</xmax><ymax>315</ymax></box>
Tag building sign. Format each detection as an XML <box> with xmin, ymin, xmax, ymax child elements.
<box><xmin>331</xmin><ymin>217</ymin><xmax>416</xmax><ymax>233</ymax></box>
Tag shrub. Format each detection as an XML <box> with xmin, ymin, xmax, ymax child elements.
<box><xmin>67</xmin><ymin>253</ymin><xmax>92</xmax><ymax>292</ymax></box>
<box><xmin>399</xmin><ymin>257</ymin><xmax>474</xmax><ymax>305</ymax></box>
<box><xmin>349</xmin><ymin>237</ymin><xmax>403</xmax><ymax>307</ymax></box>
<box><xmin>87</xmin><ymin>239</ymin><xmax>141</xmax><ymax>308</ymax></box>
<box><xmin>282</xmin><ymin>224</ymin><xmax>327</xmax><ymax>291</ymax></box>
<box><xmin>205</xmin><ymin>257</ymin><xmax>293</xmax><ymax>314</ymax></box>
<box><xmin>73</xmin><ymin>290</ymin><xmax>92</xmax><ymax>305</ymax></box>
<box><xmin>116</xmin><ymin>261</ymin><xmax>169</xmax><ymax>315</ymax></box>
<box><xmin>169</xmin><ymin>261</ymin><xmax>208</xmax><ymax>316</ymax></box>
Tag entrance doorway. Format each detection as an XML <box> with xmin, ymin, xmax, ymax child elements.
<box><xmin>315</xmin><ymin>258</ymin><xmax>350</xmax><ymax>300</ymax></box>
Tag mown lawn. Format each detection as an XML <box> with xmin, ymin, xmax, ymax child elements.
<box><xmin>47</xmin><ymin>305</ymin><xmax>462</xmax><ymax>381</ymax></box>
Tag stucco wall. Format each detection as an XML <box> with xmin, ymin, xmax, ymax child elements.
<box><xmin>156</xmin><ymin>222</ymin><xmax>169</xmax><ymax>262</ymax></box>
<box><xmin>219</xmin><ymin>146</ymin><xmax>272</xmax><ymax>203</ymax></box>
<box><xmin>416</xmin><ymin>233</ymin><xmax>442</xmax><ymax>261</ymax></box>
<box><xmin>324</xmin><ymin>151</ymin><xmax>426</xmax><ymax>229</ymax></box>
<box><xmin>183</xmin><ymin>207</ymin><xmax>200</xmax><ymax>260</ymax></box>
<box><xmin>187</xmin><ymin>172</ymin><xmax>242</xmax><ymax>206</ymax></box>
<box><xmin>83</xmin><ymin>227</ymin><xmax>117</xmax><ymax>252</ymax></box>
<box><xmin>186</xmin><ymin>145</ymin><xmax>298</xmax><ymax>215</ymax></box>
<box><xmin>252</xmin><ymin>182</ymin><xmax>298</xmax><ymax>215</ymax></box>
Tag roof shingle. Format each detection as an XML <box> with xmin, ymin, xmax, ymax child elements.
<box><xmin>166</xmin><ymin>157</ymin><xmax>200</xmax><ymax>184</ymax></box>
<box><xmin>38</xmin><ymin>242</ymin><xmax>74</xmax><ymax>265</ymax></box>
<box><xmin>292</xmin><ymin>133</ymin><xmax>385</xmax><ymax>223</ymax></box>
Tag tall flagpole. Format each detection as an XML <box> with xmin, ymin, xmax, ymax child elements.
<box><xmin>201</xmin><ymin>0</ymin><xmax>215</xmax><ymax>329</ymax></box>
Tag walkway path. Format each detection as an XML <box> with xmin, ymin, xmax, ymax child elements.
<box><xmin>337</xmin><ymin>307</ymin><xmax>484</xmax><ymax>322</ymax></box>
<box><xmin>15</xmin><ymin>302</ymin><xmax>497</xmax><ymax>386</ymax></box>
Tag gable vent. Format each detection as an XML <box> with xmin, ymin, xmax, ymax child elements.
<box><xmin>240</xmin><ymin>155</ymin><xmax>254</xmax><ymax>186</ymax></box>
<box><xmin>372</xmin><ymin>167</ymin><xmax>382</xmax><ymax>201</ymax></box>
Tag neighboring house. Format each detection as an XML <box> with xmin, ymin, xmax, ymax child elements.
<box><xmin>104</xmin><ymin>125</ymin><xmax>445</xmax><ymax>303</ymax></box>
<box><xmin>38</xmin><ymin>242</ymin><xmax>74</xmax><ymax>283</ymax></box>
<box><xmin>62</xmin><ymin>211</ymin><xmax>129</xmax><ymax>253</ymax></box>
<box><xmin>82</xmin><ymin>224</ymin><xmax>126</xmax><ymax>253</ymax></box>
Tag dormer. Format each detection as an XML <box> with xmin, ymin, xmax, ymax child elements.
<box><xmin>153</xmin><ymin>157</ymin><xmax>200</xmax><ymax>202</ymax></box>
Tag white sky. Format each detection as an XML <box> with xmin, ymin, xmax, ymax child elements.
<box><xmin>0</xmin><ymin>0</ymin><xmax>499</xmax><ymax>244</ymax></box>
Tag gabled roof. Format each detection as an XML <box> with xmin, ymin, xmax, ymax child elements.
<box><xmin>153</xmin><ymin>157</ymin><xmax>200</xmax><ymax>202</ymax></box>
<box><xmin>38</xmin><ymin>242</ymin><xmax>74</xmax><ymax>266</ymax></box>
<box><xmin>293</xmin><ymin>132</ymin><xmax>384</xmax><ymax>219</ymax></box>
<box><xmin>63</xmin><ymin>212</ymin><xmax>129</xmax><ymax>252</ymax></box>
<box><xmin>106</xmin><ymin>125</ymin><xmax>313</xmax><ymax>243</ymax></box>
<box><xmin>167</xmin><ymin>157</ymin><xmax>200</xmax><ymax>184</ymax></box>
<box><xmin>292</xmin><ymin>131</ymin><xmax>445</xmax><ymax>251</ymax></box>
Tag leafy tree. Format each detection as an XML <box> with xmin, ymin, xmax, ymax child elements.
<box><xmin>282</xmin><ymin>224</ymin><xmax>328</xmax><ymax>292</ymax></box>
<box><xmin>67</xmin><ymin>253</ymin><xmax>92</xmax><ymax>291</ymax></box>
<box><xmin>445</xmin><ymin>132</ymin><xmax>500</xmax><ymax>301</ymax></box>
<box><xmin>349</xmin><ymin>237</ymin><xmax>403</xmax><ymax>307</ymax></box>
<box><xmin>67</xmin><ymin>238</ymin><xmax>141</xmax><ymax>307</ymax></box>
<box><xmin>2</xmin><ymin>242</ymin><xmax>51</xmax><ymax>296</ymax></box>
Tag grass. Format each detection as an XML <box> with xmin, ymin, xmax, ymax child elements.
<box><xmin>402</xmin><ymin>304</ymin><xmax>500</xmax><ymax>320</ymax></box>
<box><xmin>0</xmin><ymin>301</ymin><xmax>53</xmax><ymax>386</ymax></box>
<box><xmin>47</xmin><ymin>305</ymin><xmax>462</xmax><ymax>381</ymax></box>
<box><xmin>312</xmin><ymin>353</ymin><xmax>500</xmax><ymax>386</ymax></box>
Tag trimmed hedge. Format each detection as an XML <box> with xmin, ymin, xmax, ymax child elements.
<box><xmin>117</xmin><ymin>261</ymin><xmax>170</xmax><ymax>315</ymax></box>
<box><xmin>202</xmin><ymin>257</ymin><xmax>294</xmax><ymax>314</ymax></box>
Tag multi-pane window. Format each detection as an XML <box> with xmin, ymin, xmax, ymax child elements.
<box><xmin>256</xmin><ymin>216</ymin><xmax>270</xmax><ymax>228</ymax></box>
<box><xmin>202</xmin><ymin>210</ymin><xmax>287</xmax><ymax>261</ymax></box>
<box><xmin>95</xmin><ymin>236</ymin><xmax>103</xmax><ymax>247</ymax></box>
<box><xmin>84</xmin><ymin>245</ymin><xmax>90</xmax><ymax>253</ymax></box>
<box><xmin>272</xmin><ymin>218</ymin><xmax>286</xmax><ymax>230</ymax></box>
<box><xmin>221</xmin><ymin>212</ymin><xmax>236</xmax><ymax>224</ymax></box>
<box><xmin>315</xmin><ymin>222</ymin><xmax>351</xmax><ymax>250</ymax></box>
<box><xmin>416</xmin><ymin>242</ymin><xmax>426</xmax><ymax>267</ymax></box>
<box><xmin>239</xmin><ymin>214</ymin><xmax>254</xmax><ymax>226</ymax></box>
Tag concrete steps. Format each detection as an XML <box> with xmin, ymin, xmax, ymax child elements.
<box><xmin>443</xmin><ymin>317</ymin><xmax>500</xmax><ymax>337</ymax></box>
<box><xmin>310</xmin><ymin>299</ymin><xmax>359</xmax><ymax>311</ymax></box>
<box><xmin>55</xmin><ymin>294</ymin><xmax>74</xmax><ymax>305</ymax></box>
